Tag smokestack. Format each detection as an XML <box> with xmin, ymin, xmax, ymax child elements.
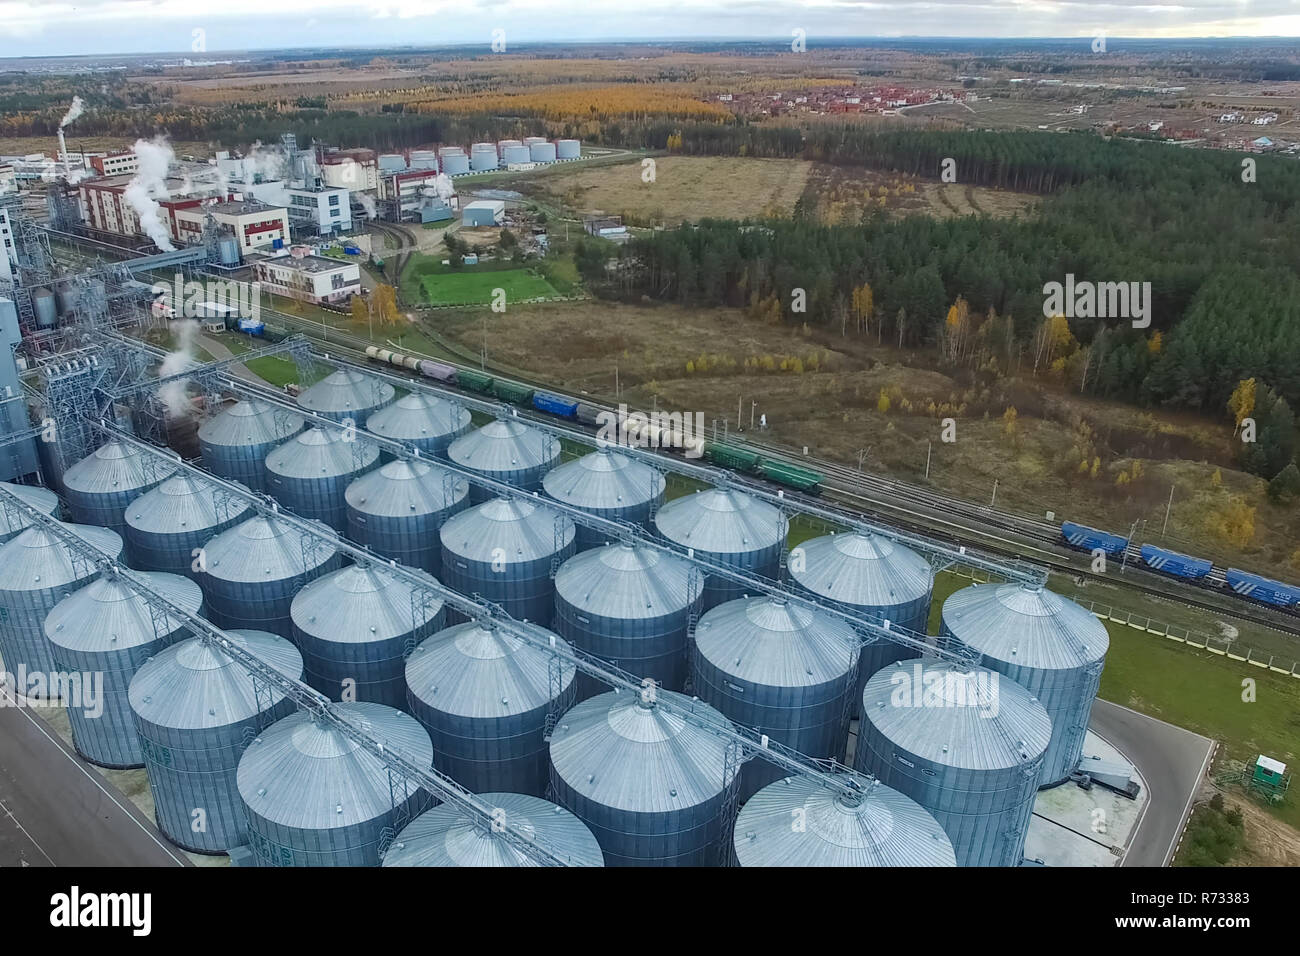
<box><xmin>58</xmin><ymin>128</ymin><xmax>70</xmax><ymax>177</ymax></box>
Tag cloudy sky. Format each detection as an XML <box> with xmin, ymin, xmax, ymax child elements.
<box><xmin>1</xmin><ymin>1</ymin><xmax>1298</xmax><ymax>58</ymax></box>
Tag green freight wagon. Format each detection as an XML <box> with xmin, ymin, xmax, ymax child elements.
<box><xmin>492</xmin><ymin>380</ymin><xmax>536</xmax><ymax>405</ymax></box>
<box><xmin>757</xmin><ymin>460</ymin><xmax>824</xmax><ymax>493</ymax></box>
<box><xmin>457</xmin><ymin>369</ymin><xmax>495</xmax><ymax>394</ymax></box>
<box><xmin>705</xmin><ymin>443</ymin><xmax>761</xmax><ymax>472</ymax></box>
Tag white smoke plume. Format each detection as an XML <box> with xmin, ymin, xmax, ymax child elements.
<box><xmin>244</xmin><ymin>140</ymin><xmax>288</xmax><ymax>182</ymax></box>
<box><xmin>126</xmin><ymin>136</ymin><xmax>176</xmax><ymax>252</ymax></box>
<box><xmin>157</xmin><ymin>318</ymin><xmax>199</xmax><ymax>418</ymax></box>
<box><xmin>60</xmin><ymin>96</ymin><xmax>85</xmax><ymax>129</ymax></box>
<box><xmin>432</xmin><ymin>173</ymin><xmax>455</xmax><ymax>202</ymax></box>
<box><xmin>355</xmin><ymin>192</ymin><xmax>377</xmax><ymax>218</ymax></box>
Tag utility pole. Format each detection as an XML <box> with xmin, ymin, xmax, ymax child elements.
<box><xmin>990</xmin><ymin>478</ymin><xmax>998</xmax><ymax>508</ymax></box>
<box><xmin>737</xmin><ymin>395</ymin><xmax>743</xmax><ymax>433</ymax></box>
<box><xmin>857</xmin><ymin>448</ymin><xmax>867</xmax><ymax>473</ymax></box>
<box><xmin>925</xmin><ymin>440</ymin><xmax>932</xmax><ymax>479</ymax></box>
<box><xmin>1161</xmin><ymin>484</ymin><xmax>1175</xmax><ymax>537</ymax></box>
<box><xmin>750</xmin><ymin>401</ymin><xmax>756</xmax><ymax>430</ymax></box>
<box><xmin>615</xmin><ymin>364</ymin><xmax>619</xmax><ymax>397</ymax></box>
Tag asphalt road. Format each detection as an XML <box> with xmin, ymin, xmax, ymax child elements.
<box><xmin>0</xmin><ymin>692</ymin><xmax>189</xmax><ymax>867</ymax></box>
<box><xmin>1090</xmin><ymin>699</ymin><xmax>1215</xmax><ymax>867</ymax></box>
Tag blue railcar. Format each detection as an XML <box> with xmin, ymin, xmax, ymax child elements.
<box><xmin>1224</xmin><ymin>568</ymin><xmax>1300</xmax><ymax>609</ymax></box>
<box><xmin>1061</xmin><ymin>521</ymin><xmax>1129</xmax><ymax>557</ymax></box>
<box><xmin>1140</xmin><ymin>544</ymin><xmax>1212</xmax><ymax>580</ymax></box>
<box><xmin>532</xmin><ymin>391</ymin><xmax>579</xmax><ymax>418</ymax></box>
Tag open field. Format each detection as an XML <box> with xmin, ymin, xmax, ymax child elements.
<box><xmin>803</xmin><ymin>163</ymin><xmax>1040</xmax><ymax>223</ymax></box>
<box><xmin>420</xmin><ymin>268</ymin><xmax>557</xmax><ymax>306</ymax></box>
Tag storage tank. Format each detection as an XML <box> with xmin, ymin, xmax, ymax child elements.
<box><xmin>364</xmin><ymin>392</ymin><xmax>471</xmax><ymax>460</ymax></box>
<box><xmin>237</xmin><ymin>701</ymin><xmax>433</xmax><ymax>867</ymax></box>
<box><xmin>295</xmin><ymin>368</ymin><xmax>395</xmax><ymax>426</ymax></box>
<box><xmin>124</xmin><ymin>474</ymin><xmax>253</xmax><ymax>578</ymax></box>
<box><xmin>542</xmin><ymin>448</ymin><xmax>665</xmax><ymax>550</ymax></box>
<box><xmin>0</xmin><ymin>522</ymin><xmax>123</xmax><ymax>688</ymax></box>
<box><xmin>549</xmin><ymin>689</ymin><xmax>739</xmax><ymax>866</ymax></box>
<box><xmin>405</xmin><ymin>619</ymin><xmax>576</xmax><ymax>795</ymax></box>
<box><xmin>199</xmin><ymin>399</ymin><xmax>305</xmax><ymax>493</ymax></box>
<box><xmin>438</xmin><ymin>146</ymin><xmax>465</xmax><ymax>159</ymax></box>
<box><xmin>854</xmin><ymin>657</ymin><xmax>1052</xmax><ymax>867</ymax></box>
<box><xmin>692</xmin><ymin>595</ymin><xmax>858</xmax><ymax>799</ymax></box>
<box><xmin>62</xmin><ymin>440</ymin><xmax>173</xmax><ymax>536</ymax></box>
<box><xmin>266</xmin><ymin>426</ymin><xmax>380</xmax><ymax>532</ymax></box>
<box><xmin>440</xmin><ymin>153</ymin><xmax>469</xmax><ymax>176</ymax></box>
<box><xmin>439</xmin><ymin>497</ymin><xmax>576</xmax><ymax>626</ymax></box>
<box><xmin>408</xmin><ymin>150</ymin><xmax>438</xmax><ymax>171</ymax></box>
<box><xmin>555</xmin><ymin>139</ymin><xmax>581</xmax><ymax>160</ymax></box>
<box><xmin>497</xmin><ymin>139</ymin><xmax>523</xmax><ymax>151</ymax></box>
<box><xmin>32</xmin><ymin>288</ymin><xmax>57</xmax><ymax>328</ymax></box>
<box><xmin>378</xmin><ymin>153</ymin><xmax>406</xmax><ymax>173</ymax></box>
<box><xmin>789</xmin><ymin>531</ymin><xmax>933</xmax><ymax>715</ymax></box>
<box><xmin>346</xmin><ymin>459</ymin><xmax>470</xmax><ymax>575</ymax></box>
<box><xmin>940</xmin><ymin>582</ymin><xmax>1109</xmax><ymax>787</ymax></box>
<box><xmin>130</xmin><ymin>628</ymin><xmax>302</xmax><ymax>853</ymax></box>
<box><xmin>0</xmin><ymin>481</ymin><xmax>60</xmax><ymax>543</ymax></box>
<box><xmin>199</xmin><ymin>513</ymin><xmax>342</xmax><ymax>639</ymax></box>
<box><xmin>291</xmin><ymin>563</ymin><xmax>446</xmax><ymax>708</ymax></box>
<box><xmin>529</xmin><ymin>142</ymin><xmax>557</xmax><ymax>163</ymax></box>
<box><xmin>523</xmin><ymin>137</ymin><xmax>547</xmax><ymax>147</ymax></box>
<box><xmin>653</xmin><ymin>487</ymin><xmax>786</xmax><ymax>609</ymax></box>
<box><xmin>552</xmin><ymin>543</ymin><xmax>700</xmax><ymax>697</ymax></box>
<box><xmin>44</xmin><ymin>571</ymin><xmax>204</xmax><ymax>769</ymax></box>
<box><xmin>732</xmin><ymin>774</ymin><xmax>956</xmax><ymax>867</ymax></box>
<box><xmin>383</xmin><ymin>792</ymin><xmax>603</xmax><ymax>867</ymax></box>
<box><xmin>500</xmin><ymin>145</ymin><xmax>531</xmax><ymax>166</ymax></box>
<box><xmin>470</xmin><ymin>144</ymin><xmax>499</xmax><ymax>171</ymax></box>
<box><xmin>446</xmin><ymin>419</ymin><xmax>561</xmax><ymax>502</ymax></box>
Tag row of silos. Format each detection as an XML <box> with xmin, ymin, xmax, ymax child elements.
<box><xmin>0</xmin><ymin>481</ymin><xmax>60</xmax><ymax>543</ymax></box>
<box><xmin>542</xmin><ymin>447</ymin><xmax>664</xmax><ymax>549</ymax></box>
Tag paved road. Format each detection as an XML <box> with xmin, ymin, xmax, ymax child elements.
<box><xmin>1090</xmin><ymin>699</ymin><xmax>1215</xmax><ymax>867</ymax></box>
<box><xmin>0</xmin><ymin>691</ymin><xmax>189</xmax><ymax>867</ymax></box>
<box><xmin>196</xmin><ymin>332</ymin><xmax>265</xmax><ymax>385</ymax></box>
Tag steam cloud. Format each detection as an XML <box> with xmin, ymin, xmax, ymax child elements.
<box><xmin>355</xmin><ymin>193</ymin><xmax>377</xmax><ymax>218</ymax></box>
<box><xmin>60</xmin><ymin>96</ymin><xmax>85</xmax><ymax>129</ymax></box>
<box><xmin>125</xmin><ymin>136</ymin><xmax>176</xmax><ymax>252</ymax></box>
<box><xmin>157</xmin><ymin>318</ymin><xmax>199</xmax><ymax>418</ymax></box>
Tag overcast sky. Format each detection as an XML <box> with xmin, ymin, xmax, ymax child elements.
<box><xmin>2</xmin><ymin>1</ymin><xmax>1299</xmax><ymax>59</ymax></box>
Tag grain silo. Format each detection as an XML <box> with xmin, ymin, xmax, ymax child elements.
<box><xmin>439</xmin><ymin>497</ymin><xmax>575</xmax><ymax>626</ymax></box>
<box><xmin>124</xmin><ymin>474</ymin><xmax>253</xmax><ymax>578</ymax></box>
<box><xmin>470</xmin><ymin>143</ymin><xmax>499</xmax><ymax>171</ymax></box>
<box><xmin>653</xmin><ymin>487</ymin><xmax>786</xmax><ymax>609</ymax></box>
<box><xmin>692</xmin><ymin>596</ymin><xmax>858</xmax><ymax>799</ymax></box>
<box><xmin>446</xmin><ymin>419</ymin><xmax>561</xmax><ymax>502</ymax></box>
<box><xmin>292</xmin><ymin>563</ymin><xmax>445</xmax><ymax>708</ymax></box>
<box><xmin>549</xmin><ymin>688</ymin><xmax>739</xmax><ymax>866</ymax></box>
<box><xmin>44</xmin><ymin>571</ymin><xmax>204</xmax><ymax>769</ymax></box>
<box><xmin>500</xmin><ymin>145</ymin><xmax>531</xmax><ymax>166</ymax></box>
<box><xmin>940</xmin><ymin>582</ymin><xmax>1109</xmax><ymax>787</ymax></box>
<box><xmin>555</xmin><ymin>139</ymin><xmax>581</xmax><ymax>160</ymax></box>
<box><xmin>405</xmin><ymin>619</ymin><xmax>576</xmax><ymax>795</ymax></box>
<box><xmin>0</xmin><ymin>522</ymin><xmax>123</xmax><ymax>687</ymax></box>
<box><xmin>552</xmin><ymin>543</ymin><xmax>700</xmax><ymax>698</ymax></box>
<box><xmin>383</xmin><ymin>792</ymin><xmax>603</xmax><ymax>867</ymax></box>
<box><xmin>529</xmin><ymin>142</ymin><xmax>557</xmax><ymax>163</ymax></box>
<box><xmin>855</xmin><ymin>657</ymin><xmax>1052</xmax><ymax>867</ymax></box>
<box><xmin>789</xmin><ymin>531</ymin><xmax>933</xmax><ymax>714</ymax></box>
<box><xmin>732</xmin><ymin>774</ymin><xmax>956</xmax><ymax>867</ymax></box>
<box><xmin>62</xmin><ymin>441</ymin><xmax>172</xmax><ymax>536</ymax></box>
<box><xmin>237</xmin><ymin>702</ymin><xmax>433</xmax><ymax>867</ymax></box>
<box><xmin>0</xmin><ymin>481</ymin><xmax>59</xmax><ymax>543</ymax></box>
<box><xmin>542</xmin><ymin>448</ymin><xmax>666</xmax><ymax>550</ymax></box>
<box><xmin>129</xmin><ymin>628</ymin><xmax>303</xmax><ymax>853</ymax></box>
<box><xmin>266</xmin><ymin>426</ymin><xmax>380</xmax><ymax>532</ymax></box>
<box><xmin>199</xmin><ymin>513</ymin><xmax>342</xmax><ymax>639</ymax></box>
<box><xmin>346</xmin><ymin>459</ymin><xmax>470</xmax><ymax>575</ymax></box>
<box><xmin>198</xmin><ymin>399</ymin><xmax>305</xmax><ymax>493</ymax></box>
<box><xmin>295</xmin><ymin>368</ymin><xmax>395</xmax><ymax>426</ymax></box>
<box><xmin>364</xmin><ymin>392</ymin><xmax>471</xmax><ymax>460</ymax></box>
<box><xmin>441</xmin><ymin>153</ymin><xmax>470</xmax><ymax>176</ymax></box>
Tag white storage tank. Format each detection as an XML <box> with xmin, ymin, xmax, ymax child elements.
<box><xmin>500</xmin><ymin>145</ymin><xmax>531</xmax><ymax>165</ymax></box>
<box><xmin>555</xmin><ymin>139</ymin><xmax>580</xmax><ymax>160</ymax></box>
<box><xmin>529</xmin><ymin>142</ymin><xmax>557</xmax><ymax>163</ymax></box>
<box><xmin>470</xmin><ymin>144</ymin><xmax>499</xmax><ymax>171</ymax></box>
<box><xmin>441</xmin><ymin>154</ymin><xmax>470</xmax><ymax>176</ymax></box>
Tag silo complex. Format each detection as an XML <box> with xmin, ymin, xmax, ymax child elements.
<box><xmin>653</xmin><ymin>487</ymin><xmax>786</xmax><ymax>609</ymax></box>
<box><xmin>854</xmin><ymin>658</ymin><xmax>1052</xmax><ymax>867</ymax></box>
<box><xmin>0</xmin><ymin>522</ymin><xmax>123</xmax><ymax>686</ymax></box>
<box><xmin>552</xmin><ymin>543</ymin><xmax>700</xmax><ymax>697</ymax></box>
<box><xmin>542</xmin><ymin>448</ymin><xmax>665</xmax><ymax>550</ymax></box>
<box><xmin>940</xmin><ymin>583</ymin><xmax>1110</xmax><ymax>786</ymax></box>
<box><xmin>733</xmin><ymin>774</ymin><xmax>956</xmax><ymax>867</ymax></box>
<box><xmin>0</xmin><ymin>481</ymin><xmax>59</xmax><ymax>543</ymax></box>
<box><xmin>44</xmin><ymin>572</ymin><xmax>204</xmax><ymax>768</ymax></box>
<box><xmin>124</xmin><ymin>474</ymin><xmax>252</xmax><ymax>577</ymax></box>
<box><xmin>439</xmin><ymin>497</ymin><xmax>576</xmax><ymax>626</ymax></box>
<box><xmin>383</xmin><ymin>792</ymin><xmax>603</xmax><ymax>867</ymax></box>
<box><xmin>129</xmin><ymin>628</ymin><xmax>304</xmax><ymax>853</ymax></box>
<box><xmin>266</xmin><ymin>426</ymin><xmax>380</xmax><ymax>532</ymax></box>
<box><xmin>62</xmin><ymin>441</ymin><xmax>172</xmax><ymax>536</ymax></box>
<box><xmin>364</xmin><ymin>393</ymin><xmax>471</xmax><ymax>459</ymax></box>
<box><xmin>295</xmin><ymin>368</ymin><xmax>394</xmax><ymax>425</ymax></box>
<box><xmin>405</xmin><ymin>620</ymin><xmax>576</xmax><ymax>795</ymax></box>
<box><xmin>199</xmin><ymin>514</ymin><xmax>342</xmax><ymax>639</ymax></box>
<box><xmin>447</xmin><ymin>419</ymin><xmax>561</xmax><ymax>502</ymax></box>
<box><xmin>291</xmin><ymin>563</ymin><xmax>446</xmax><ymax>708</ymax></box>
<box><xmin>237</xmin><ymin>702</ymin><xmax>433</xmax><ymax>867</ymax></box>
<box><xmin>549</xmin><ymin>689</ymin><xmax>739</xmax><ymax>866</ymax></box>
<box><xmin>692</xmin><ymin>596</ymin><xmax>858</xmax><ymax>799</ymax></box>
<box><xmin>345</xmin><ymin>460</ymin><xmax>470</xmax><ymax>575</ymax></box>
<box><xmin>199</xmin><ymin>399</ymin><xmax>304</xmax><ymax>493</ymax></box>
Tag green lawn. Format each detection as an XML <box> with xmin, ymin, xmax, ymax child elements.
<box><xmin>419</xmin><ymin>268</ymin><xmax>558</xmax><ymax>307</ymax></box>
<box><xmin>243</xmin><ymin>356</ymin><xmax>300</xmax><ymax>389</ymax></box>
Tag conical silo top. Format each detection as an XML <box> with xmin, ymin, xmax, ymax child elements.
<box><xmin>296</xmin><ymin>368</ymin><xmax>394</xmax><ymax>421</ymax></box>
<box><xmin>440</xmin><ymin>497</ymin><xmax>574</xmax><ymax>563</ymax></box>
<box><xmin>653</xmin><ymin>487</ymin><xmax>785</xmax><ymax>554</ymax></box>
<box><xmin>266</xmin><ymin>426</ymin><xmax>377</xmax><ymax>480</ymax></box>
<box><xmin>199</xmin><ymin>399</ymin><xmax>303</xmax><ymax>447</ymax></box>
<box><xmin>45</xmin><ymin>571</ymin><xmax>203</xmax><ymax>654</ymax></box>
<box><xmin>126</xmin><ymin>473</ymin><xmax>252</xmax><ymax>535</ymax></box>
<box><xmin>291</xmin><ymin>563</ymin><xmax>443</xmax><ymax>644</ymax></box>
<box><xmin>447</xmin><ymin>419</ymin><xmax>559</xmax><ymax>472</ymax></box>
<box><xmin>790</xmin><ymin>532</ymin><xmax>932</xmax><ymax>607</ymax></box>
<box><xmin>553</xmin><ymin>542</ymin><xmax>695</xmax><ymax>620</ymax></box>
<box><xmin>63</xmin><ymin>440</ymin><xmax>172</xmax><ymax>495</ymax></box>
<box><xmin>365</xmin><ymin>393</ymin><xmax>470</xmax><ymax>443</ymax></box>
<box><xmin>0</xmin><ymin>482</ymin><xmax>59</xmax><ymax>540</ymax></box>
<box><xmin>0</xmin><ymin>521</ymin><xmax>123</xmax><ymax>593</ymax></box>
<box><xmin>203</xmin><ymin>513</ymin><xmax>337</xmax><ymax>583</ymax></box>
<box><xmin>542</xmin><ymin>448</ymin><xmax>665</xmax><ymax>510</ymax></box>
<box><xmin>694</xmin><ymin>595</ymin><xmax>858</xmax><ymax>687</ymax></box>
<box><xmin>942</xmin><ymin>582</ymin><xmax>1109</xmax><ymax>670</ymax></box>
<box><xmin>345</xmin><ymin>459</ymin><xmax>468</xmax><ymax>517</ymax></box>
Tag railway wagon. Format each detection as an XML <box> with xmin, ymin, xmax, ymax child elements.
<box><xmin>1061</xmin><ymin>521</ymin><xmax>1129</xmax><ymax>557</ymax></box>
<box><xmin>1140</xmin><ymin>544</ymin><xmax>1212</xmax><ymax>581</ymax></box>
<box><xmin>1225</xmin><ymin>568</ymin><xmax>1300</xmax><ymax>609</ymax></box>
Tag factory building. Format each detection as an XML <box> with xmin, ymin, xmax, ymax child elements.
<box><xmin>89</xmin><ymin>151</ymin><xmax>140</xmax><ymax>177</ymax></box>
<box><xmin>173</xmin><ymin>200</ymin><xmax>290</xmax><ymax>254</ymax></box>
<box><xmin>461</xmin><ymin>200</ymin><xmax>505</xmax><ymax>227</ymax></box>
<box><xmin>376</xmin><ymin>169</ymin><xmax>454</xmax><ymax>224</ymax></box>
<box><xmin>246</xmin><ymin>251</ymin><xmax>362</xmax><ymax>306</ymax></box>
<box><xmin>76</xmin><ymin>175</ymin><xmax>234</xmax><ymax>245</ymax></box>
<box><xmin>320</xmin><ymin>148</ymin><xmax>379</xmax><ymax>191</ymax></box>
<box><xmin>247</xmin><ymin>181</ymin><xmax>352</xmax><ymax>237</ymax></box>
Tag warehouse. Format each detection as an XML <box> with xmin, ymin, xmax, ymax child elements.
<box><xmin>246</xmin><ymin>251</ymin><xmax>362</xmax><ymax>305</ymax></box>
<box><xmin>461</xmin><ymin>200</ymin><xmax>505</xmax><ymax>227</ymax></box>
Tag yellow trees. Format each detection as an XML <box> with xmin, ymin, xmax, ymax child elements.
<box><xmin>350</xmin><ymin>295</ymin><xmax>369</xmax><ymax>330</ymax></box>
<box><xmin>877</xmin><ymin>389</ymin><xmax>891</xmax><ymax>414</ymax></box>
<box><xmin>1205</xmin><ymin>497</ymin><xmax>1256</xmax><ymax>549</ymax></box>
<box><xmin>371</xmin><ymin>285</ymin><xmax>400</xmax><ymax>325</ymax></box>
<box><xmin>1227</xmin><ymin>378</ymin><xmax>1256</xmax><ymax>429</ymax></box>
<box><xmin>849</xmin><ymin>282</ymin><xmax>873</xmax><ymax>337</ymax></box>
<box><xmin>1002</xmin><ymin>405</ymin><xmax>1018</xmax><ymax>439</ymax></box>
<box><xmin>1031</xmin><ymin>314</ymin><xmax>1077</xmax><ymax>376</ymax></box>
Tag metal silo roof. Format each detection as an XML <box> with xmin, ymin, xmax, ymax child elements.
<box><xmin>129</xmin><ymin>629</ymin><xmax>303</xmax><ymax>731</ymax></box>
<box><xmin>0</xmin><ymin>482</ymin><xmax>59</xmax><ymax>541</ymax></box>
<box><xmin>941</xmin><ymin>583</ymin><xmax>1109</xmax><ymax>671</ymax></box>
<box><xmin>345</xmin><ymin>459</ymin><xmax>468</xmax><ymax>519</ymax></box>
<box><xmin>202</xmin><ymin>513</ymin><xmax>338</xmax><ymax>584</ymax></box>
<box><xmin>45</xmin><ymin>571</ymin><xmax>202</xmax><ymax>655</ymax></box>
<box><xmin>653</xmin><ymin>487</ymin><xmax>785</xmax><ymax>555</ymax></box>
<box><xmin>237</xmin><ymin>702</ymin><xmax>432</xmax><ymax>830</ymax></box>
<box><xmin>440</xmin><ymin>497</ymin><xmax>575</xmax><ymax>564</ymax></box>
<box><xmin>789</xmin><ymin>532</ymin><xmax>932</xmax><ymax>609</ymax></box>
<box><xmin>694</xmin><ymin>596</ymin><xmax>858</xmax><ymax>688</ymax></box>
<box><xmin>542</xmin><ymin>448</ymin><xmax>665</xmax><ymax>512</ymax></box>
<box><xmin>62</xmin><ymin>440</ymin><xmax>171</xmax><ymax>497</ymax></box>
<box><xmin>266</xmin><ymin>426</ymin><xmax>378</xmax><ymax>481</ymax></box>
<box><xmin>125</xmin><ymin>474</ymin><xmax>252</xmax><ymax>540</ymax></box>
<box><xmin>446</xmin><ymin>419</ymin><xmax>559</xmax><ymax>475</ymax></box>
<box><xmin>733</xmin><ymin>774</ymin><xmax>956</xmax><ymax>867</ymax></box>
<box><xmin>364</xmin><ymin>393</ymin><xmax>470</xmax><ymax>448</ymax></box>
<box><xmin>553</xmin><ymin>543</ymin><xmax>696</xmax><ymax>621</ymax></box>
<box><xmin>198</xmin><ymin>399</ymin><xmax>303</xmax><ymax>449</ymax></box>
<box><xmin>0</xmin><ymin>521</ymin><xmax>123</xmax><ymax>592</ymax></box>
<box><xmin>383</xmin><ymin>792</ymin><xmax>603</xmax><ymax>867</ymax></box>
<box><xmin>296</xmin><ymin>369</ymin><xmax>394</xmax><ymax>423</ymax></box>
<box><xmin>291</xmin><ymin>563</ymin><xmax>444</xmax><ymax>646</ymax></box>
<box><xmin>860</xmin><ymin>658</ymin><xmax>1052</xmax><ymax>771</ymax></box>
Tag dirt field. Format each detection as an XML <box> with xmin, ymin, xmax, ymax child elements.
<box><xmin>1228</xmin><ymin>796</ymin><xmax>1300</xmax><ymax>867</ymax></box>
<box><xmin>0</xmin><ymin>137</ymin><xmax>213</xmax><ymax>160</ymax></box>
<box><xmin>805</xmin><ymin>163</ymin><xmax>1039</xmax><ymax>223</ymax></box>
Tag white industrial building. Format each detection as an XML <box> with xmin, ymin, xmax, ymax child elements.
<box><xmin>248</xmin><ymin>181</ymin><xmax>352</xmax><ymax>237</ymax></box>
<box><xmin>173</xmin><ymin>200</ymin><xmax>291</xmax><ymax>253</ymax></box>
<box><xmin>246</xmin><ymin>251</ymin><xmax>361</xmax><ymax>305</ymax></box>
<box><xmin>462</xmin><ymin>200</ymin><xmax>505</xmax><ymax>227</ymax></box>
